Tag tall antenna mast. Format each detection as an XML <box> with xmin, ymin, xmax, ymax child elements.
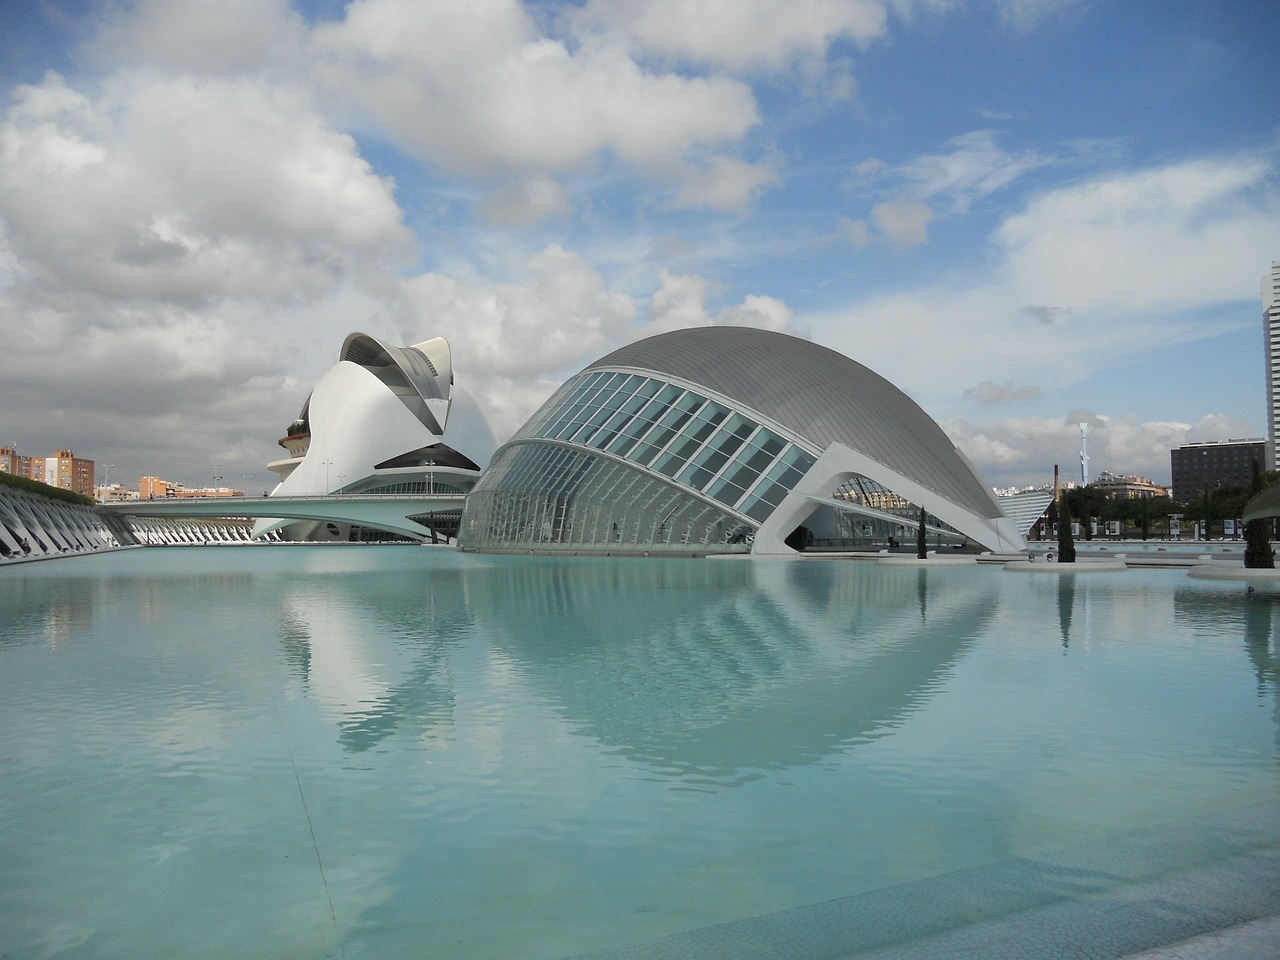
<box><xmin>1079</xmin><ymin>422</ymin><xmax>1089</xmax><ymax>486</ymax></box>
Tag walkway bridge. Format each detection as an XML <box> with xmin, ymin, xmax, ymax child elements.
<box><xmin>101</xmin><ymin>494</ymin><xmax>468</xmax><ymax>541</ymax></box>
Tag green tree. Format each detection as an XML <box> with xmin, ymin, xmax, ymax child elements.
<box><xmin>916</xmin><ymin>507</ymin><xmax>928</xmax><ymax>560</ymax></box>
<box><xmin>1244</xmin><ymin>459</ymin><xmax>1274</xmax><ymax>569</ymax></box>
<box><xmin>1056</xmin><ymin>498</ymin><xmax>1076</xmax><ymax>563</ymax></box>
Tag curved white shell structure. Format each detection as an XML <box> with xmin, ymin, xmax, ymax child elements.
<box><xmin>255</xmin><ymin>333</ymin><xmax>497</xmax><ymax>541</ymax></box>
<box><xmin>461</xmin><ymin>326</ymin><xmax>1021</xmax><ymax>556</ymax></box>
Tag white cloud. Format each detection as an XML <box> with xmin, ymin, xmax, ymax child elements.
<box><xmin>478</xmin><ymin>175</ymin><xmax>573</xmax><ymax>227</ymax></box>
<box><xmin>870</xmin><ymin>199</ymin><xmax>932</xmax><ymax>247</ymax></box>
<box><xmin>397</xmin><ymin>244</ymin><xmax>636</xmax><ymax>434</ymax></box>
<box><xmin>895</xmin><ymin>130</ymin><xmax>1050</xmax><ymax>212</ymax></box>
<box><xmin>0</xmin><ymin>71</ymin><xmax>412</xmax><ymax>306</ymax></box>
<box><xmin>573</xmin><ymin>0</ymin><xmax>890</xmax><ymax>72</ymax></box>
<box><xmin>963</xmin><ymin>380</ymin><xmax>1042</xmax><ymax>404</ymax></box>
<box><xmin>996</xmin><ymin>156</ymin><xmax>1278</xmax><ymax>313</ymax></box>
<box><xmin>995</xmin><ymin>0</ymin><xmax>1088</xmax><ymax>32</ymax></box>
<box><xmin>1017</xmin><ymin>305</ymin><xmax>1071</xmax><ymax>326</ymax></box>
<box><xmin>0</xmin><ymin>294</ymin><xmax>296</xmax><ymax>482</ymax></box>
<box><xmin>88</xmin><ymin>0</ymin><xmax>306</xmax><ymax>75</ymax></box>
<box><xmin>810</xmin><ymin>153</ymin><xmax>1279</xmax><ymax>403</ymax></box>
<box><xmin>397</xmin><ymin>255</ymin><xmax>796</xmax><ymax>439</ymax></box>
<box><xmin>672</xmin><ymin>155</ymin><xmax>781</xmax><ymax>213</ymax></box>
<box><xmin>0</xmin><ymin>67</ymin><xmax>417</xmax><ymax>485</ymax></box>
<box><xmin>840</xmin><ymin>131</ymin><xmax>1048</xmax><ymax>247</ymax></box>
<box><xmin>835</xmin><ymin>215</ymin><xmax>874</xmax><ymax>247</ymax></box>
<box><xmin>854</xmin><ymin>157</ymin><xmax>885</xmax><ymax>177</ymax></box>
<box><xmin>641</xmin><ymin>269</ymin><xmax>796</xmax><ymax>337</ymax></box>
<box><xmin>309</xmin><ymin>0</ymin><xmax>760</xmax><ymax>178</ymax></box>
<box><xmin>945</xmin><ymin>411</ymin><xmax>1257</xmax><ymax>489</ymax></box>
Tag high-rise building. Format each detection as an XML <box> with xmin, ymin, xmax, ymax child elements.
<box><xmin>0</xmin><ymin>446</ymin><xmax>94</xmax><ymax>497</ymax></box>
<box><xmin>1264</xmin><ymin>260</ymin><xmax>1280</xmax><ymax>469</ymax></box>
<box><xmin>1170</xmin><ymin>439</ymin><xmax>1266</xmax><ymax>503</ymax></box>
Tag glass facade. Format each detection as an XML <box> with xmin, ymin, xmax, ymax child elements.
<box><xmin>462</xmin><ymin>370</ymin><xmax>819</xmax><ymax>553</ymax></box>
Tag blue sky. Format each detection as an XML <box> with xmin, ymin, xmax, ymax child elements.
<box><xmin>0</xmin><ymin>0</ymin><xmax>1276</xmax><ymax>491</ymax></box>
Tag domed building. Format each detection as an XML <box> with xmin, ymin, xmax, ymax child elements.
<box><xmin>459</xmin><ymin>327</ymin><xmax>1022</xmax><ymax>556</ymax></box>
<box><xmin>256</xmin><ymin>333</ymin><xmax>497</xmax><ymax>542</ymax></box>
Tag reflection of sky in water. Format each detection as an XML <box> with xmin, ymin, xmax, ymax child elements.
<box><xmin>0</xmin><ymin>548</ymin><xmax>1277</xmax><ymax>960</ymax></box>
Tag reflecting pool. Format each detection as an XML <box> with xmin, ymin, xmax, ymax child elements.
<box><xmin>1</xmin><ymin>547</ymin><xmax>1278</xmax><ymax>959</ymax></box>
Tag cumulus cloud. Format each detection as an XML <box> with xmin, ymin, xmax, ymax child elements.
<box><xmin>641</xmin><ymin>270</ymin><xmax>795</xmax><ymax>337</ymax></box>
<box><xmin>397</xmin><ymin>245</ymin><xmax>635</xmax><ymax>436</ymax></box>
<box><xmin>88</xmin><ymin>0</ymin><xmax>306</xmax><ymax>75</ymax></box>
<box><xmin>0</xmin><ymin>71</ymin><xmax>412</xmax><ymax>307</ymax></box>
<box><xmin>477</xmin><ymin>174</ymin><xmax>573</xmax><ymax>227</ymax></box>
<box><xmin>400</xmin><ymin>245</ymin><xmax>634</xmax><ymax>379</ymax></box>
<box><xmin>945</xmin><ymin>411</ymin><xmax>1257</xmax><ymax>490</ymax></box>
<box><xmin>572</xmin><ymin>0</ymin><xmax>890</xmax><ymax>73</ymax></box>
<box><xmin>0</xmin><ymin>67</ymin><xmax>416</xmax><ymax>485</ymax></box>
<box><xmin>397</xmin><ymin>256</ymin><xmax>795</xmax><ymax>439</ymax></box>
<box><xmin>1018</xmin><ymin>305</ymin><xmax>1071</xmax><ymax>326</ymax></box>
<box><xmin>809</xmin><ymin>153</ymin><xmax>1279</xmax><ymax>404</ymax></box>
<box><xmin>309</xmin><ymin>0</ymin><xmax>760</xmax><ymax>178</ymax></box>
<box><xmin>834</xmin><ymin>215</ymin><xmax>874</xmax><ymax>247</ymax></box>
<box><xmin>996</xmin><ymin>156</ymin><xmax>1278</xmax><ymax>313</ymax></box>
<box><xmin>0</xmin><ymin>293</ymin><xmax>297</xmax><ymax>484</ymax></box>
<box><xmin>671</xmin><ymin>155</ymin><xmax>781</xmax><ymax>213</ymax></box>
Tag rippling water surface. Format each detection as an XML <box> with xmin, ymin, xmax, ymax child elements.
<box><xmin>1</xmin><ymin>547</ymin><xmax>1277</xmax><ymax>958</ymax></box>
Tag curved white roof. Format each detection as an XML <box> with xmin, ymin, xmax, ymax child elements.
<box><xmin>587</xmin><ymin>327</ymin><xmax>1002</xmax><ymax>522</ymax></box>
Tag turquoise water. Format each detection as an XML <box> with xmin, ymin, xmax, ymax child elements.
<box><xmin>1</xmin><ymin>547</ymin><xmax>1277</xmax><ymax>959</ymax></box>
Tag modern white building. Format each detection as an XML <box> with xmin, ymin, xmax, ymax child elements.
<box><xmin>1264</xmin><ymin>260</ymin><xmax>1280</xmax><ymax>470</ymax></box>
<box><xmin>459</xmin><ymin>327</ymin><xmax>1024</xmax><ymax>556</ymax></box>
<box><xmin>256</xmin><ymin>333</ymin><xmax>497</xmax><ymax>542</ymax></box>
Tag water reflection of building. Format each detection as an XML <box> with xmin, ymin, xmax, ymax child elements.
<box><xmin>0</xmin><ymin>576</ymin><xmax>96</xmax><ymax>648</ymax></box>
<box><xmin>268</xmin><ymin>554</ymin><xmax>997</xmax><ymax>779</ymax></box>
<box><xmin>273</xmin><ymin>564</ymin><xmax>473</xmax><ymax>752</ymax></box>
<box><xmin>1174</xmin><ymin>585</ymin><xmax>1280</xmax><ymax>742</ymax></box>
<box><xmin>466</xmin><ymin>559</ymin><xmax>998</xmax><ymax>785</ymax></box>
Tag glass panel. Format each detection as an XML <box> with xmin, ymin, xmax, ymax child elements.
<box><xmin>741</xmin><ymin>493</ymin><xmax>777</xmax><ymax>522</ymax></box>
<box><xmin>757</xmin><ymin>433</ymin><xmax>786</xmax><ymax>458</ymax></box>
<box><xmin>630</xmin><ymin>440</ymin><xmax>663</xmax><ymax>466</ymax></box>
<box><xmin>781</xmin><ymin>447</ymin><xmax>816</xmax><ymax>472</ymax></box>
<box><xmin>678</xmin><ymin>449</ymin><xmax>728</xmax><ymax>488</ymax></box>
<box><xmin>634</xmin><ymin>378</ymin><xmax>663</xmax><ymax>400</ymax></box>
<box><xmin>718</xmin><ymin>461</ymin><xmax>760</xmax><ymax>495</ymax></box>
<box><xmin>653</xmin><ymin>437</ymin><xmax>699</xmax><ymax>477</ymax></box>
<box><xmin>707</xmin><ymin>478</ymin><xmax>747</xmax><ymax>507</ymax></box>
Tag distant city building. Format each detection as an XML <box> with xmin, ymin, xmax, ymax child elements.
<box><xmin>1264</xmin><ymin>260</ymin><xmax>1280</xmax><ymax>469</ymax></box>
<box><xmin>1091</xmin><ymin>471</ymin><xmax>1168</xmax><ymax>500</ymax></box>
<box><xmin>94</xmin><ymin>483</ymin><xmax>137</xmax><ymax>502</ymax></box>
<box><xmin>0</xmin><ymin>446</ymin><xmax>23</xmax><ymax>477</ymax></box>
<box><xmin>1169</xmin><ymin>439</ymin><xmax>1266</xmax><ymax>502</ymax></box>
<box><xmin>0</xmin><ymin>446</ymin><xmax>94</xmax><ymax>497</ymax></box>
<box><xmin>139</xmin><ymin>476</ymin><xmax>243</xmax><ymax>499</ymax></box>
